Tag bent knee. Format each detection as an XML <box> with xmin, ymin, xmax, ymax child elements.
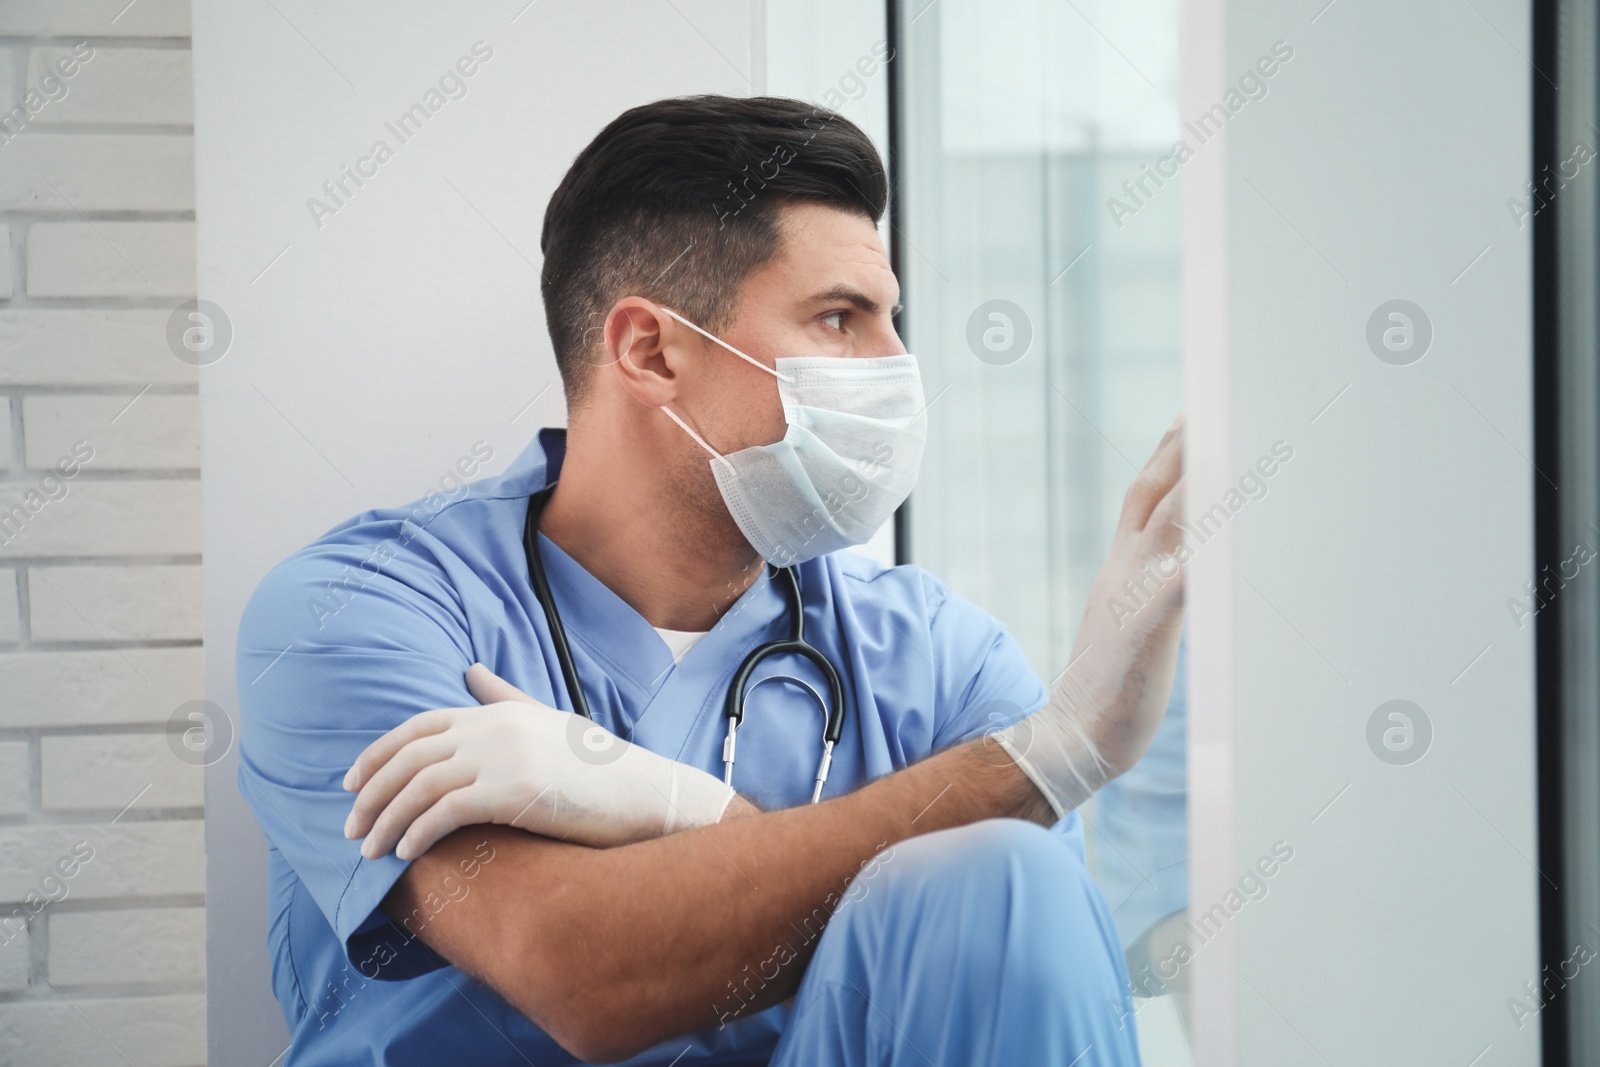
<box><xmin>836</xmin><ymin>818</ymin><xmax>1092</xmax><ymax>921</ymax></box>
<box><xmin>816</xmin><ymin>819</ymin><xmax>1127</xmax><ymax>1002</ymax></box>
<box><xmin>942</xmin><ymin>817</ymin><xmax>1076</xmax><ymax>867</ymax></box>
<box><xmin>896</xmin><ymin>818</ymin><xmax>1085</xmax><ymax>886</ymax></box>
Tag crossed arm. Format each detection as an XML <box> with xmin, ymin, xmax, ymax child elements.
<box><xmin>358</xmin><ymin>418</ymin><xmax>1185</xmax><ymax>1063</ymax></box>
<box><xmin>384</xmin><ymin>742</ymin><xmax>1050</xmax><ymax>1062</ymax></box>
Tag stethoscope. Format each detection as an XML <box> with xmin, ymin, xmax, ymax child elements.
<box><xmin>523</xmin><ymin>484</ymin><xmax>846</xmax><ymax>803</ymax></box>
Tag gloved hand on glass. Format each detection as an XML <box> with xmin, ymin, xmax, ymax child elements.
<box><xmin>996</xmin><ymin>415</ymin><xmax>1186</xmax><ymax>817</ymax></box>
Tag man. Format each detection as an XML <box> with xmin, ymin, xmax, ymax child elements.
<box><xmin>237</xmin><ymin>95</ymin><xmax>1185</xmax><ymax>1066</ymax></box>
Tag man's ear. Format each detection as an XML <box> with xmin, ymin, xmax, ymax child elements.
<box><xmin>605</xmin><ymin>299</ymin><xmax>682</xmax><ymax>410</ymax></box>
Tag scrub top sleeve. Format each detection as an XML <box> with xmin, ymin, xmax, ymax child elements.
<box><xmin>923</xmin><ymin>576</ymin><xmax>1085</xmax><ymax>850</ymax></box>
<box><xmin>236</xmin><ymin>544</ymin><xmax>475</xmax><ymax>981</ymax></box>
<box><xmin>923</xmin><ymin>577</ymin><xmax>1048</xmax><ymax>750</ymax></box>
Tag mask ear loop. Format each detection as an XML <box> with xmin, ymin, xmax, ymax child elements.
<box><xmin>657</xmin><ymin>306</ymin><xmax>794</xmax><ymax>472</ymax></box>
<box><xmin>660</xmin><ymin>404</ymin><xmax>737</xmax><ymax>473</ymax></box>
<box><xmin>659</xmin><ymin>307</ymin><xmax>794</xmax><ymax>385</ymax></box>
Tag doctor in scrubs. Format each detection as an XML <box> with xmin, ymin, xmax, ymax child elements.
<box><xmin>236</xmin><ymin>94</ymin><xmax>1187</xmax><ymax>1066</ymax></box>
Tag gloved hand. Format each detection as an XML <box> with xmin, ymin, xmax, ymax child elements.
<box><xmin>343</xmin><ymin>664</ymin><xmax>736</xmax><ymax>859</ymax></box>
<box><xmin>996</xmin><ymin>415</ymin><xmax>1186</xmax><ymax>817</ymax></box>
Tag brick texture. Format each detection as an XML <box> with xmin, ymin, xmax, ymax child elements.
<box><xmin>0</xmin><ymin>742</ymin><xmax>28</xmax><ymax>816</ymax></box>
<box><xmin>26</xmin><ymin>47</ymin><xmax>193</xmax><ymax>126</ymax></box>
<box><xmin>48</xmin><ymin>906</ymin><xmax>205</xmax><ymax>986</ymax></box>
<box><xmin>0</xmin><ymin>310</ymin><xmax>199</xmax><ymax>387</ymax></box>
<box><xmin>41</xmin><ymin>733</ymin><xmax>204</xmax><ymax>811</ymax></box>
<box><xmin>0</xmin><ymin>822</ymin><xmax>203</xmax><ymax>902</ymax></box>
<box><xmin>0</xmin><ymin>135</ymin><xmax>195</xmax><ymax>212</ymax></box>
<box><xmin>0</xmin><ymin>647</ymin><xmax>201</xmax><ymax>730</ymax></box>
<box><xmin>28</xmin><ymin>564</ymin><xmax>203</xmax><ymax>641</ymax></box>
<box><xmin>24</xmin><ymin>395</ymin><xmax>200</xmax><ymax>470</ymax></box>
<box><xmin>0</xmin><ymin>572</ymin><xmax>17</xmax><ymax>643</ymax></box>
<box><xmin>0</xmin><ymin>927</ymin><xmax>28</xmax><ymax>994</ymax></box>
<box><xmin>0</xmin><ymin>6</ymin><xmax>205</xmax><ymax>1047</ymax></box>
<box><xmin>0</xmin><ymin>225</ymin><xmax>12</xmax><ymax>300</ymax></box>
<box><xmin>0</xmin><ymin>2</ymin><xmax>190</xmax><ymax>37</ymax></box>
<box><xmin>0</xmin><ymin>995</ymin><xmax>204</xmax><ymax>1066</ymax></box>
<box><xmin>0</xmin><ymin>481</ymin><xmax>202</xmax><ymax>557</ymax></box>
<box><xmin>26</xmin><ymin>221</ymin><xmax>196</xmax><ymax>299</ymax></box>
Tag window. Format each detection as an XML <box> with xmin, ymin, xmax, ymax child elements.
<box><xmin>894</xmin><ymin>0</ymin><xmax>1190</xmax><ymax>1057</ymax></box>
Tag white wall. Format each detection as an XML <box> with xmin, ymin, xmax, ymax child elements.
<box><xmin>189</xmin><ymin>1</ymin><xmax>850</xmax><ymax>1061</ymax></box>
<box><xmin>0</xmin><ymin>1</ymin><xmax>205</xmax><ymax>1063</ymax></box>
<box><xmin>1184</xmin><ymin>1</ymin><xmax>1540</xmax><ymax>1064</ymax></box>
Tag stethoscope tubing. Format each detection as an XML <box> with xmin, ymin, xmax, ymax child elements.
<box><xmin>523</xmin><ymin>484</ymin><xmax>846</xmax><ymax>802</ymax></box>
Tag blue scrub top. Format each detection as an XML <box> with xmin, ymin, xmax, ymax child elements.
<box><xmin>236</xmin><ymin>427</ymin><xmax>1084</xmax><ymax>1067</ymax></box>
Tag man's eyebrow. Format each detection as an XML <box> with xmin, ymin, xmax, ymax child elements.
<box><xmin>804</xmin><ymin>285</ymin><xmax>901</xmax><ymax>317</ymax></box>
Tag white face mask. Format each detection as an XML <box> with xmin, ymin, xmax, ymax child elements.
<box><xmin>657</xmin><ymin>307</ymin><xmax>928</xmax><ymax>566</ymax></box>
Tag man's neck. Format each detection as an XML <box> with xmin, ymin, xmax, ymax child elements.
<box><xmin>537</xmin><ymin>420</ymin><xmax>764</xmax><ymax>632</ymax></box>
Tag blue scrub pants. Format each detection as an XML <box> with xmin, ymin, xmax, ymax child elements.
<box><xmin>766</xmin><ymin>819</ymin><xmax>1142</xmax><ymax>1066</ymax></box>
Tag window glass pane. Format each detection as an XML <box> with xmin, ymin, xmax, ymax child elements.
<box><xmin>897</xmin><ymin>1</ymin><xmax>1188</xmax><ymax>1057</ymax></box>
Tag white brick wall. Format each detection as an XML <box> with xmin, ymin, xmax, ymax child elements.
<box><xmin>41</xmin><ymin>734</ymin><xmax>204</xmax><ymax>811</ymax></box>
<box><xmin>0</xmin><ymin>310</ymin><xmax>200</xmax><ymax>386</ymax></box>
<box><xmin>0</xmin><ymin>52</ymin><xmax>17</xmax><ymax>117</ymax></box>
<box><xmin>0</xmin><ymin>8</ymin><xmax>205</xmax><ymax>1062</ymax></box>
<box><xmin>25</xmin><ymin>395</ymin><xmax>201</xmax><ymax>469</ymax></box>
<box><xmin>0</xmin><ymin>480</ymin><xmax>203</xmax><ymax>557</ymax></box>
<box><xmin>0</xmin><ymin>743</ymin><xmax>27</xmax><ymax>817</ymax></box>
<box><xmin>0</xmin><ymin>995</ymin><xmax>204</xmax><ymax>1066</ymax></box>
<box><xmin>26</xmin><ymin>47</ymin><xmax>193</xmax><ymax>127</ymax></box>
<box><xmin>49</xmin><ymin>907</ymin><xmax>205</xmax><ymax>986</ymax></box>
<box><xmin>0</xmin><ymin>2</ymin><xmax>190</xmax><ymax>37</ymax></box>
<box><xmin>0</xmin><ymin>573</ymin><xmax>18</xmax><ymax>643</ymax></box>
<box><xmin>26</xmin><ymin>222</ymin><xmax>197</xmax><ymax>299</ymax></box>
<box><xmin>0</xmin><ymin>824</ymin><xmax>202</xmax><ymax>902</ymax></box>
<box><xmin>0</xmin><ymin>225</ymin><xmax>12</xmax><ymax>300</ymax></box>
<box><xmin>0</xmin><ymin>135</ymin><xmax>195</xmax><ymax>212</ymax></box>
<box><xmin>29</xmin><ymin>565</ymin><xmax>203</xmax><ymax>641</ymax></box>
<box><xmin>1</xmin><ymin>648</ymin><xmax>201</xmax><ymax>730</ymax></box>
<box><xmin>0</xmin><ymin>928</ymin><xmax>26</xmax><ymax>994</ymax></box>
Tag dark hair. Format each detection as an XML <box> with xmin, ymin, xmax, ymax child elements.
<box><xmin>540</xmin><ymin>95</ymin><xmax>887</xmax><ymax>405</ymax></box>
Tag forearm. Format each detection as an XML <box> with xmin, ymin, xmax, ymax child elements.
<box><xmin>394</xmin><ymin>739</ymin><xmax>1051</xmax><ymax>1061</ymax></box>
<box><xmin>564</xmin><ymin>741</ymin><xmax>1046</xmax><ymax>1048</ymax></box>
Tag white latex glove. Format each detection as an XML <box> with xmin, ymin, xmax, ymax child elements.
<box><xmin>996</xmin><ymin>415</ymin><xmax>1186</xmax><ymax>817</ymax></box>
<box><xmin>343</xmin><ymin>664</ymin><xmax>736</xmax><ymax>859</ymax></box>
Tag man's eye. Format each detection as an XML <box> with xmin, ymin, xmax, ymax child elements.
<box><xmin>822</xmin><ymin>311</ymin><xmax>846</xmax><ymax>332</ymax></box>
